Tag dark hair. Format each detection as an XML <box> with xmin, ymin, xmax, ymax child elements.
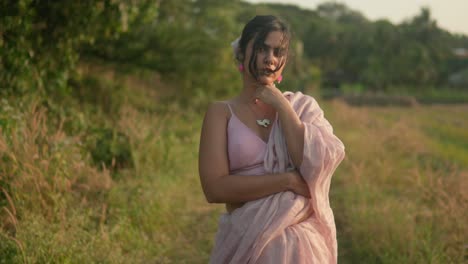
<box><xmin>237</xmin><ymin>15</ymin><xmax>291</xmax><ymax>80</ymax></box>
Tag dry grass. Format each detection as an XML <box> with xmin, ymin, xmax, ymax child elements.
<box><xmin>1</xmin><ymin>79</ymin><xmax>466</xmax><ymax>263</ymax></box>
<box><xmin>326</xmin><ymin>100</ymin><xmax>467</xmax><ymax>263</ymax></box>
<box><xmin>0</xmin><ymin>101</ymin><xmax>113</xmax><ymax>262</ymax></box>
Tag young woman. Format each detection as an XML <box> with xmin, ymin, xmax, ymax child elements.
<box><xmin>199</xmin><ymin>15</ymin><xmax>345</xmax><ymax>263</ymax></box>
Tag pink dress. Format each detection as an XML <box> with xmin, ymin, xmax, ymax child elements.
<box><xmin>209</xmin><ymin>92</ymin><xmax>345</xmax><ymax>264</ymax></box>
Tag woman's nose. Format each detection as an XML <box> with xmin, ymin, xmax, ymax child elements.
<box><xmin>264</xmin><ymin>51</ymin><xmax>275</xmax><ymax>65</ymax></box>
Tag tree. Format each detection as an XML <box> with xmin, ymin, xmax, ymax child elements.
<box><xmin>0</xmin><ymin>0</ymin><xmax>149</xmax><ymax>96</ymax></box>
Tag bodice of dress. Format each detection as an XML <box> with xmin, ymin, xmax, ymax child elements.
<box><xmin>226</xmin><ymin>103</ymin><xmax>268</xmax><ymax>176</ymax></box>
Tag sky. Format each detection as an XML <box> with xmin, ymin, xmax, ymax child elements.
<box><xmin>245</xmin><ymin>0</ymin><xmax>468</xmax><ymax>35</ymax></box>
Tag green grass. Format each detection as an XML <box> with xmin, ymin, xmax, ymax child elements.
<box><xmin>0</xmin><ymin>66</ymin><xmax>466</xmax><ymax>263</ymax></box>
<box><xmin>324</xmin><ymin>85</ymin><xmax>468</xmax><ymax>105</ymax></box>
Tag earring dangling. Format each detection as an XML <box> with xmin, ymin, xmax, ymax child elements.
<box><xmin>238</xmin><ymin>64</ymin><xmax>244</xmax><ymax>72</ymax></box>
<box><xmin>276</xmin><ymin>75</ymin><xmax>283</xmax><ymax>84</ymax></box>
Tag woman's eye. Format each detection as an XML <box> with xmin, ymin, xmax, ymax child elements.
<box><xmin>275</xmin><ymin>49</ymin><xmax>285</xmax><ymax>56</ymax></box>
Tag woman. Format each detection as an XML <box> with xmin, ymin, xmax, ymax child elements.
<box><xmin>199</xmin><ymin>15</ymin><xmax>345</xmax><ymax>263</ymax></box>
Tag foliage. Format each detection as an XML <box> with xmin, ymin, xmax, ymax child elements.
<box><xmin>84</xmin><ymin>0</ymin><xmax>244</xmax><ymax>103</ymax></box>
<box><xmin>0</xmin><ymin>0</ymin><xmax>150</xmax><ymax>97</ymax></box>
<box><xmin>300</xmin><ymin>4</ymin><xmax>468</xmax><ymax>92</ymax></box>
<box><xmin>87</xmin><ymin>127</ymin><xmax>133</xmax><ymax>172</ymax></box>
<box><xmin>3</xmin><ymin>0</ymin><xmax>468</xmax><ymax>100</ymax></box>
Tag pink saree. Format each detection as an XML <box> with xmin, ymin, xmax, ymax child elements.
<box><xmin>210</xmin><ymin>91</ymin><xmax>345</xmax><ymax>263</ymax></box>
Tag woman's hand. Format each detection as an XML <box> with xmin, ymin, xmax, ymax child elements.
<box><xmin>287</xmin><ymin>170</ymin><xmax>311</xmax><ymax>198</ymax></box>
<box><xmin>254</xmin><ymin>83</ymin><xmax>287</xmax><ymax>109</ymax></box>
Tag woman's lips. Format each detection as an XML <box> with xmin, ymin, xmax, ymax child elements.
<box><xmin>260</xmin><ymin>68</ymin><xmax>275</xmax><ymax>76</ymax></box>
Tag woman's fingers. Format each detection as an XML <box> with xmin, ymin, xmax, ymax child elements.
<box><xmin>291</xmin><ymin>170</ymin><xmax>311</xmax><ymax>198</ymax></box>
<box><xmin>254</xmin><ymin>84</ymin><xmax>282</xmax><ymax>106</ymax></box>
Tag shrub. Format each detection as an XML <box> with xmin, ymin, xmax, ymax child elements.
<box><xmin>0</xmin><ymin>100</ymin><xmax>112</xmax><ymax>237</ymax></box>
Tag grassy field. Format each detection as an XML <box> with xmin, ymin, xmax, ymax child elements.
<box><xmin>0</xmin><ymin>68</ymin><xmax>467</xmax><ymax>263</ymax></box>
<box><xmin>325</xmin><ymin>102</ymin><xmax>467</xmax><ymax>263</ymax></box>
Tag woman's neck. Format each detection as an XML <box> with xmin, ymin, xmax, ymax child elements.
<box><xmin>238</xmin><ymin>77</ymin><xmax>257</xmax><ymax>104</ymax></box>
<box><xmin>237</xmin><ymin>76</ymin><xmax>275</xmax><ymax>115</ymax></box>
<box><xmin>239</xmin><ymin>74</ymin><xmax>273</xmax><ymax>102</ymax></box>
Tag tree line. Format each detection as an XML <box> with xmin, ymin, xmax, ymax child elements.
<box><xmin>2</xmin><ymin>0</ymin><xmax>468</xmax><ymax>100</ymax></box>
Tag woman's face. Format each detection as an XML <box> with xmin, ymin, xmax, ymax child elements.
<box><xmin>243</xmin><ymin>31</ymin><xmax>287</xmax><ymax>85</ymax></box>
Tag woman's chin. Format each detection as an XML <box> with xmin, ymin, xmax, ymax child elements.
<box><xmin>257</xmin><ymin>76</ymin><xmax>275</xmax><ymax>85</ymax></box>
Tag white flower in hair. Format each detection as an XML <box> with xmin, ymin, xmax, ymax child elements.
<box><xmin>231</xmin><ymin>37</ymin><xmax>241</xmax><ymax>59</ymax></box>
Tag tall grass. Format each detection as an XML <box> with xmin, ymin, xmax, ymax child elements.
<box><xmin>0</xmin><ymin>100</ymin><xmax>114</xmax><ymax>263</ymax></box>
<box><xmin>1</xmin><ymin>63</ymin><xmax>466</xmax><ymax>263</ymax></box>
<box><xmin>326</xmin><ymin>101</ymin><xmax>467</xmax><ymax>263</ymax></box>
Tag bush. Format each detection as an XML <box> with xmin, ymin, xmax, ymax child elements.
<box><xmin>0</xmin><ymin>100</ymin><xmax>112</xmax><ymax>228</ymax></box>
<box><xmin>87</xmin><ymin>127</ymin><xmax>133</xmax><ymax>174</ymax></box>
<box><xmin>0</xmin><ymin>0</ymin><xmax>149</xmax><ymax>96</ymax></box>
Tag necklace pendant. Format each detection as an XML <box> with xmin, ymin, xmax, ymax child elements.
<box><xmin>256</xmin><ymin>119</ymin><xmax>271</xmax><ymax>128</ymax></box>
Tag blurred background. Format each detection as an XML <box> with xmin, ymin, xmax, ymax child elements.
<box><xmin>0</xmin><ymin>0</ymin><xmax>466</xmax><ymax>263</ymax></box>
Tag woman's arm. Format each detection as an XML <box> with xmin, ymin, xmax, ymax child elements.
<box><xmin>198</xmin><ymin>102</ymin><xmax>307</xmax><ymax>203</ymax></box>
<box><xmin>254</xmin><ymin>86</ymin><xmax>305</xmax><ymax>168</ymax></box>
<box><xmin>276</xmin><ymin>99</ymin><xmax>304</xmax><ymax>167</ymax></box>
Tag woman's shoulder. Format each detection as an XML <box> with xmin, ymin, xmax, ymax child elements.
<box><xmin>203</xmin><ymin>100</ymin><xmax>232</xmax><ymax>123</ymax></box>
<box><xmin>206</xmin><ymin>100</ymin><xmax>232</xmax><ymax>112</ymax></box>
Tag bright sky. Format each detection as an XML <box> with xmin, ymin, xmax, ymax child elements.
<box><xmin>245</xmin><ymin>0</ymin><xmax>468</xmax><ymax>35</ymax></box>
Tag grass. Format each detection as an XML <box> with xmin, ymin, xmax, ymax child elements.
<box><xmin>0</xmin><ymin>65</ymin><xmax>466</xmax><ymax>263</ymax></box>
<box><xmin>323</xmin><ymin>84</ymin><xmax>468</xmax><ymax>105</ymax></box>
<box><xmin>325</xmin><ymin>101</ymin><xmax>467</xmax><ymax>263</ymax></box>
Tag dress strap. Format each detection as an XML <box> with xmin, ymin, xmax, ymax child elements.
<box><xmin>224</xmin><ymin>101</ymin><xmax>234</xmax><ymax>114</ymax></box>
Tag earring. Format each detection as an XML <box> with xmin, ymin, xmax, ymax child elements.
<box><xmin>276</xmin><ymin>75</ymin><xmax>283</xmax><ymax>84</ymax></box>
<box><xmin>238</xmin><ymin>64</ymin><xmax>244</xmax><ymax>72</ymax></box>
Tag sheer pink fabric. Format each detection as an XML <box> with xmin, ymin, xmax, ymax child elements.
<box><xmin>210</xmin><ymin>91</ymin><xmax>345</xmax><ymax>264</ymax></box>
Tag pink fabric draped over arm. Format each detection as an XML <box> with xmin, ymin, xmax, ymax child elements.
<box><xmin>210</xmin><ymin>92</ymin><xmax>345</xmax><ymax>264</ymax></box>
